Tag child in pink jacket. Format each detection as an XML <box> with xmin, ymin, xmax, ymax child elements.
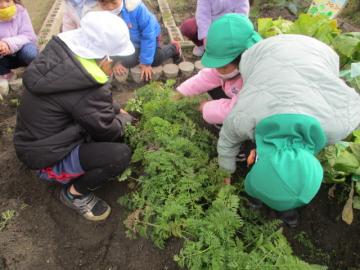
<box><xmin>176</xmin><ymin>55</ymin><xmax>243</xmax><ymax>125</ymax></box>
<box><xmin>62</xmin><ymin>0</ymin><xmax>97</xmax><ymax>32</ymax></box>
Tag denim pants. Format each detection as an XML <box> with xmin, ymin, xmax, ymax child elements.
<box><xmin>117</xmin><ymin>45</ymin><xmax>177</xmax><ymax>68</ymax></box>
<box><xmin>0</xmin><ymin>43</ymin><xmax>38</xmax><ymax>75</ymax></box>
<box><xmin>37</xmin><ymin>142</ymin><xmax>132</xmax><ymax>195</ymax></box>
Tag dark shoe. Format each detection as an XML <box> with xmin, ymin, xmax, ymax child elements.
<box><xmin>60</xmin><ymin>187</ymin><xmax>111</xmax><ymax>221</ymax></box>
<box><xmin>213</xmin><ymin>124</ymin><xmax>222</xmax><ymax>130</ymax></box>
<box><xmin>236</xmin><ymin>140</ymin><xmax>256</xmax><ymax>163</ymax></box>
<box><xmin>236</xmin><ymin>152</ymin><xmax>247</xmax><ymax>162</ymax></box>
<box><xmin>171</xmin><ymin>40</ymin><xmax>183</xmax><ymax>64</ymax></box>
<box><xmin>277</xmin><ymin>209</ymin><xmax>299</xmax><ymax>228</ymax></box>
<box><xmin>247</xmin><ymin>197</ymin><xmax>263</xmax><ymax>209</ymax></box>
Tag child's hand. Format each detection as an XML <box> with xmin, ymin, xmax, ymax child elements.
<box><xmin>224</xmin><ymin>178</ymin><xmax>231</xmax><ymax>185</ymax></box>
<box><xmin>0</xmin><ymin>41</ymin><xmax>11</xmax><ymax>56</ymax></box>
<box><xmin>247</xmin><ymin>149</ymin><xmax>256</xmax><ymax>167</ymax></box>
<box><xmin>140</xmin><ymin>64</ymin><xmax>153</xmax><ymax>81</ymax></box>
<box><xmin>199</xmin><ymin>100</ymin><xmax>207</xmax><ymax>112</ymax></box>
<box><xmin>113</xmin><ymin>63</ymin><xmax>127</xmax><ymax>76</ymax></box>
<box><xmin>117</xmin><ymin>109</ymin><xmax>137</xmax><ymax>127</ymax></box>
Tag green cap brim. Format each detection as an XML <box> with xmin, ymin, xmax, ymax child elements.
<box><xmin>201</xmin><ymin>31</ymin><xmax>263</xmax><ymax>68</ymax></box>
<box><xmin>201</xmin><ymin>53</ymin><xmax>238</xmax><ymax>68</ymax></box>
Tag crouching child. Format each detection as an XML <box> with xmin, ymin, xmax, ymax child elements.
<box><xmin>14</xmin><ymin>12</ymin><xmax>135</xmax><ymax>221</ymax></box>
<box><xmin>97</xmin><ymin>0</ymin><xmax>182</xmax><ymax>81</ymax></box>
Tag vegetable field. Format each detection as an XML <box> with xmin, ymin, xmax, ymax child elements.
<box><xmin>0</xmin><ymin>0</ymin><xmax>359</xmax><ymax>270</ymax></box>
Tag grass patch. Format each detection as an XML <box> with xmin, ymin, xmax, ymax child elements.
<box><xmin>0</xmin><ymin>210</ymin><xmax>16</xmax><ymax>231</ymax></box>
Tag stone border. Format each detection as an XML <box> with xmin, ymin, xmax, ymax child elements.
<box><xmin>157</xmin><ymin>0</ymin><xmax>193</xmax><ymax>48</ymax></box>
<box><xmin>37</xmin><ymin>0</ymin><xmax>65</xmax><ymax>50</ymax></box>
<box><xmin>115</xmin><ymin>60</ymin><xmax>204</xmax><ymax>84</ymax></box>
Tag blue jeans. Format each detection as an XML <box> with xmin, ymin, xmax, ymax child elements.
<box><xmin>0</xmin><ymin>43</ymin><xmax>38</xmax><ymax>75</ymax></box>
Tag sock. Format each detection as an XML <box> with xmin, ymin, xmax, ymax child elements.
<box><xmin>66</xmin><ymin>186</ymin><xmax>86</xmax><ymax>199</ymax></box>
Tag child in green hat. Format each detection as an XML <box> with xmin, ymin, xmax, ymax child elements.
<box><xmin>176</xmin><ymin>14</ymin><xmax>261</xmax><ymax>126</ymax></box>
<box><xmin>204</xmin><ymin>14</ymin><xmax>360</xmax><ymax>227</ymax></box>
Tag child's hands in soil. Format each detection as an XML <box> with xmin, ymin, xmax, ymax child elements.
<box><xmin>113</xmin><ymin>63</ymin><xmax>127</xmax><ymax>76</ymax></box>
<box><xmin>140</xmin><ymin>64</ymin><xmax>153</xmax><ymax>81</ymax></box>
<box><xmin>117</xmin><ymin>109</ymin><xmax>137</xmax><ymax>126</ymax></box>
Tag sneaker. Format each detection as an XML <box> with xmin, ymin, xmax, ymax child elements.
<box><xmin>0</xmin><ymin>79</ymin><xmax>9</xmax><ymax>100</ymax></box>
<box><xmin>236</xmin><ymin>153</ymin><xmax>247</xmax><ymax>162</ymax></box>
<box><xmin>0</xmin><ymin>72</ymin><xmax>17</xmax><ymax>81</ymax></box>
<box><xmin>60</xmin><ymin>187</ymin><xmax>111</xmax><ymax>221</ymax></box>
<box><xmin>213</xmin><ymin>124</ymin><xmax>222</xmax><ymax>130</ymax></box>
<box><xmin>192</xmin><ymin>45</ymin><xmax>205</xmax><ymax>57</ymax></box>
<box><xmin>247</xmin><ymin>197</ymin><xmax>263</xmax><ymax>209</ymax></box>
<box><xmin>277</xmin><ymin>209</ymin><xmax>299</xmax><ymax>228</ymax></box>
<box><xmin>171</xmin><ymin>40</ymin><xmax>182</xmax><ymax>64</ymax></box>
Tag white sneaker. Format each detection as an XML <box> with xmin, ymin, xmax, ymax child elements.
<box><xmin>192</xmin><ymin>45</ymin><xmax>205</xmax><ymax>57</ymax></box>
<box><xmin>0</xmin><ymin>79</ymin><xmax>9</xmax><ymax>98</ymax></box>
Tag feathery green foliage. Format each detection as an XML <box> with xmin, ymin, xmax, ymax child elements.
<box><xmin>119</xmin><ymin>82</ymin><xmax>324</xmax><ymax>269</ymax></box>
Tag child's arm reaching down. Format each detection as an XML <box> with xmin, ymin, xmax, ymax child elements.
<box><xmin>176</xmin><ymin>68</ymin><xmax>222</xmax><ymax>97</ymax></box>
<box><xmin>136</xmin><ymin>4</ymin><xmax>158</xmax><ymax>78</ymax></box>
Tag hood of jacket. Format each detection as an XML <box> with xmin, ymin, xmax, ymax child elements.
<box><xmin>23</xmin><ymin>36</ymin><xmax>103</xmax><ymax>95</ymax></box>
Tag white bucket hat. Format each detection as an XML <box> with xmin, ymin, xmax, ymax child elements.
<box><xmin>58</xmin><ymin>11</ymin><xmax>135</xmax><ymax>59</ymax></box>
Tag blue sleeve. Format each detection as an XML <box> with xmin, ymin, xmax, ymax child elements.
<box><xmin>135</xmin><ymin>4</ymin><xmax>158</xmax><ymax>65</ymax></box>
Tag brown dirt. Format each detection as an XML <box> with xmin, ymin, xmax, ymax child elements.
<box><xmin>22</xmin><ymin>0</ymin><xmax>56</xmax><ymax>33</ymax></box>
<box><xmin>1</xmin><ymin>1</ymin><xmax>360</xmax><ymax>270</ymax></box>
<box><xmin>283</xmin><ymin>186</ymin><xmax>360</xmax><ymax>270</ymax></box>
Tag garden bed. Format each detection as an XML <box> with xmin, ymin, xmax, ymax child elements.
<box><xmin>0</xmin><ymin>0</ymin><xmax>359</xmax><ymax>269</ymax></box>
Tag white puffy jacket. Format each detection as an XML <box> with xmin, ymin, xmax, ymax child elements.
<box><xmin>218</xmin><ymin>34</ymin><xmax>360</xmax><ymax>173</ymax></box>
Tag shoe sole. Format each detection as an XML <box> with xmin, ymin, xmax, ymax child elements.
<box><xmin>83</xmin><ymin>206</ymin><xmax>111</xmax><ymax>222</ymax></box>
<box><xmin>60</xmin><ymin>190</ymin><xmax>111</xmax><ymax>222</ymax></box>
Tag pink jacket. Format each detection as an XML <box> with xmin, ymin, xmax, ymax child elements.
<box><xmin>62</xmin><ymin>2</ymin><xmax>80</xmax><ymax>31</ymax></box>
<box><xmin>177</xmin><ymin>68</ymin><xmax>243</xmax><ymax>124</ymax></box>
<box><xmin>0</xmin><ymin>5</ymin><xmax>37</xmax><ymax>54</ymax></box>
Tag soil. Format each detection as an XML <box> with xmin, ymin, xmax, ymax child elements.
<box><xmin>283</xmin><ymin>187</ymin><xmax>360</xmax><ymax>270</ymax></box>
<box><xmin>22</xmin><ymin>0</ymin><xmax>56</xmax><ymax>33</ymax></box>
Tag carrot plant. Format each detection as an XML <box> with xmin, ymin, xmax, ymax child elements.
<box><xmin>119</xmin><ymin>82</ymin><xmax>324</xmax><ymax>269</ymax></box>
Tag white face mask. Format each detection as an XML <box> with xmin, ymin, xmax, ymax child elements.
<box><xmin>110</xmin><ymin>2</ymin><xmax>123</xmax><ymax>15</ymax></box>
<box><xmin>217</xmin><ymin>69</ymin><xmax>240</xmax><ymax>80</ymax></box>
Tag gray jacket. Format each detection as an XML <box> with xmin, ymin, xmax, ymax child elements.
<box><xmin>218</xmin><ymin>34</ymin><xmax>360</xmax><ymax>173</ymax></box>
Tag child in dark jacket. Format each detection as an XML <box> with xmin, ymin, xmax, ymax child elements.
<box><xmin>14</xmin><ymin>12</ymin><xmax>135</xmax><ymax>222</ymax></box>
<box><xmin>97</xmin><ymin>0</ymin><xmax>182</xmax><ymax>81</ymax></box>
<box><xmin>0</xmin><ymin>0</ymin><xmax>38</xmax><ymax>80</ymax></box>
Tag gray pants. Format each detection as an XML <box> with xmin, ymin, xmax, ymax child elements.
<box><xmin>116</xmin><ymin>45</ymin><xmax>177</xmax><ymax>68</ymax></box>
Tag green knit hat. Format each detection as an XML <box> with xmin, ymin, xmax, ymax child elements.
<box><xmin>245</xmin><ymin>114</ymin><xmax>327</xmax><ymax>211</ymax></box>
<box><xmin>202</xmin><ymin>14</ymin><xmax>262</xmax><ymax>68</ymax></box>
